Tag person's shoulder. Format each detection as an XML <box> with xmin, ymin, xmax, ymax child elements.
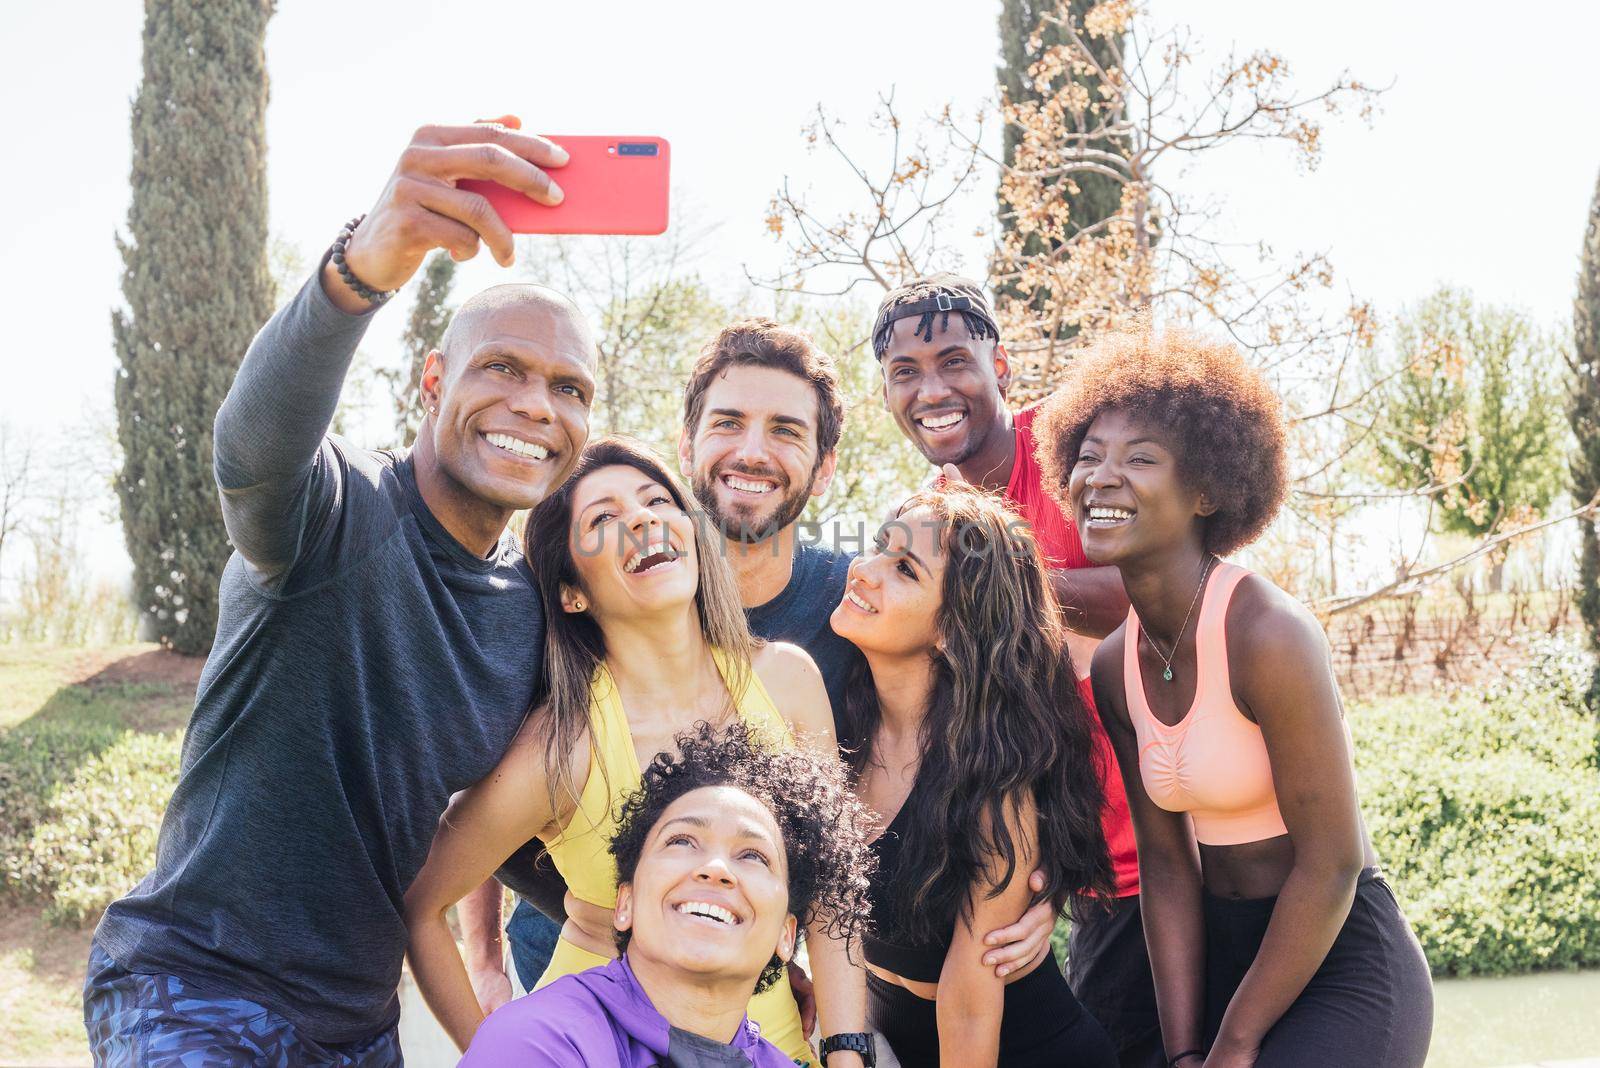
<box><xmin>753</xmin><ymin>641</ymin><xmax>832</xmax><ymax>736</ymax></box>
<box><xmin>1221</xmin><ymin>568</ymin><xmax>1329</xmax><ymax>687</ymax></box>
<box><xmin>1225</xmin><ymin>568</ymin><xmax>1319</xmax><ymax>643</ymax></box>
<box><xmin>462</xmin><ymin>977</ymin><xmax>600</xmax><ymax>1062</ymax></box>
<box><xmin>315</xmin><ymin>435</ymin><xmax>412</xmax><ymax>520</ymax></box>
<box><xmin>324</xmin><ymin>433</ymin><xmax>401</xmax><ymax>481</ymax></box>
<box><xmin>1091</xmin><ymin>620</ymin><xmax>1128</xmax><ymax>670</ymax></box>
<box><xmin>753</xmin><ymin>640</ymin><xmax>824</xmax><ymax>686</ymax></box>
<box><xmin>1012</xmin><ymin>402</ymin><xmax>1043</xmax><ymax>433</ymax></box>
<box><xmin>1089</xmin><ymin>620</ymin><xmax>1130</xmax><ymax>707</ymax></box>
<box><xmin>783</xmin><ymin>541</ymin><xmax>853</xmax><ymax>610</ymax></box>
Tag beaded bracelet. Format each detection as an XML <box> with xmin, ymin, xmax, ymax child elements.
<box><xmin>329</xmin><ymin>215</ymin><xmax>394</xmax><ymax>307</ymax></box>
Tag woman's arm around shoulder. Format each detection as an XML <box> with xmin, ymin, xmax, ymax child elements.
<box><xmin>403</xmin><ymin>709</ymin><xmax>581</xmax><ymax>1051</ymax></box>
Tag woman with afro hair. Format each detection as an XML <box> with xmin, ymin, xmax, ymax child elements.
<box><xmin>459</xmin><ymin>721</ymin><xmax>876</xmax><ymax>1068</ymax></box>
<box><xmin>1035</xmin><ymin>328</ymin><xmax>1432</xmax><ymax>1068</ymax></box>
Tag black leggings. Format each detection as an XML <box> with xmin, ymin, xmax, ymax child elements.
<box><xmin>867</xmin><ymin>956</ymin><xmax>1118</xmax><ymax>1067</ymax></box>
<box><xmin>1203</xmin><ymin>868</ymin><xmax>1433</xmax><ymax>1067</ymax></box>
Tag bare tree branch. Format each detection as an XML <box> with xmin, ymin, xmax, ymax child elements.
<box><xmin>1314</xmin><ymin>493</ymin><xmax>1600</xmax><ymax>616</ymax></box>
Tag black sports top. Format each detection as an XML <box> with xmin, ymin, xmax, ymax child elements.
<box><xmin>865</xmin><ymin>781</ymin><xmax>950</xmax><ymax>984</ymax></box>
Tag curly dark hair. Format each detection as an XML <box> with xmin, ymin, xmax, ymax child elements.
<box><xmin>841</xmin><ymin>485</ymin><xmax>1112</xmax><ymax>946</ymax></box>
<box><xmin>1034</xmin><ymin>326</ymin><xmax>1289</xmax><ymax>556</ymax></box>
<box><xmin>608</xmin><ymin>721</ymin><xmax>876</xmax><ymax>994</ymax></box>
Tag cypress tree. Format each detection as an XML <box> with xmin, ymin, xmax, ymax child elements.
<box><xmin>995</xmin><ymin>0</ymin><xmax>1131</xmax><ymax>328</ymax></box>
<box><xmin>393</xmin><ymin>251</ymin><xmax>458</xmax><ymax>447</ymax></box>
<box><xmin>996</xmin><ymin>0</ymin><xmax>1125</xmax><ymax>241</ymax></box>
<box><xmin>113</xmin><ymin>0</ymin><xmax>275</xmax><ymax>653</ymax></box>
<box><xmin>1572</xmin><ymin>169</ymin><xmax>1600</xmax><ymax>669</ymax></box>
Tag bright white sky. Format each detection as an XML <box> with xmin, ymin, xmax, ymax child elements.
<box><xmin>2</xmin><ymin>0</ymin><xmax>1598</xmax><ymax>583</ymax></box>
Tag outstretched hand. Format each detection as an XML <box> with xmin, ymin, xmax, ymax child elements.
<box><xmin>323</xmin><ymin>116</ymin><xmax>569</xmax><ymax>311</ymax></box>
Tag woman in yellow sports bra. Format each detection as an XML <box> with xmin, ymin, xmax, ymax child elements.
<box><xmin>403</xmin><ymin>437</ymin><xmax>866</xmax><ymax>1066</ymax></box>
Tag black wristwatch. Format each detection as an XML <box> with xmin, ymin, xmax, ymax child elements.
<box><xmin>819</xmin><ymin>1032</ymin><xmax>875</xmax><ymax>1066</ymax></box>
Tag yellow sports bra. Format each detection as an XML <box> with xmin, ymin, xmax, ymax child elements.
<box><xmin>542</xmin><ymin>648</ymin><xmax>793</xmax><ymax>908</ymax></box>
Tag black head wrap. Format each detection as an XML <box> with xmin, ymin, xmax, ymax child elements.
<box><xmin>871</xmin><ymin>274</ymin><xmax>1000</xmax><ymax>360</ymax></box>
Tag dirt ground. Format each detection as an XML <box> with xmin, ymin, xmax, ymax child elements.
<box><xmin>0</xmin><ymin>904</ymin><xmax>94</xmax><ymax>1067</ymax></box>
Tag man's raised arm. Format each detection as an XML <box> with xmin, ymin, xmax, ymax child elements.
<box><xmin>212</xmin><ymin>117</ymin><xmax>569</xmax><ymax>581</ymax></box>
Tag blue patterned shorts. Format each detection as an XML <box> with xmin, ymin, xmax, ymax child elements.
<box><xmin>83</xmin><ymin>943</ymin><xmax>403</xmax><ymax>1067</ymax></box>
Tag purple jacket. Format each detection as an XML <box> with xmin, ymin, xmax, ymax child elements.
<box><xmin>457</xmin><ymin>955</ymin><xmax>798</xmax><ymax>1068</ymax></box>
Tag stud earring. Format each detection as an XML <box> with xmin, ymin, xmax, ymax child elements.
<box><xmin>574</xmin><ymin>601</ymin><xmax>585</xmax><ymax>611</ymax></box>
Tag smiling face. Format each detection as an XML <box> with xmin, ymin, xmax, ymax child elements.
<box><xmin>830</xmin><ymin>505</ymin><xmax>948</xmax><ymax>658</ymax></box>
<box><xmin>1067</xmin><ymin>408</ymin><xmax>1213</xmax><ymax>566</ymax></box>
<box><xmin>680</xmin><ymin>364</ymin><xmax>836</xmax><ymax>543</ymax></box>
<box><xmin>880</xmin><ymin>317</ymin><xmax>1011</xmax><ymax>468</ymax></box>
<box><xmin>565</xmin><ymin>464</ymin><xmax>699</xmax><ymax>621</ymax></box>
<box><xmin>421</xmin><ymin>296</ymin><xmax>596</xmax><ymax>511</ymax></box>
<box><xmin>615</xmin><ymin>785</ymin><xmax>797</xmax><ymax>988</ymax></box>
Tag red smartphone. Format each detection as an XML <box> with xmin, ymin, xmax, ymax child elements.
<box><xmin>459</xmin><ymin>135</ymin><xmax>670</xmax><ymax>236</ymax></box>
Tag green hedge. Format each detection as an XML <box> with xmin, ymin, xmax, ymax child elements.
<box><xmin>1</xmin><ymin>727</ymin><xmax>182</xmax><ymax>926</ymax></box>
<box><xmin>1357</xmin><ymin>637</ymin><xmax>1600</xmax><ymax>975</ymax></box>
<box><xmin>0</xmin><ymin>720</ymin><xmax>126</xmax><ymax>891</ymax></box>
<box><xmin>12</xmin><ymin>731</ymin><xmax>181</xmax><ymax>925</ymax></box>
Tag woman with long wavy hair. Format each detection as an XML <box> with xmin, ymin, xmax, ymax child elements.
<box><xmin>403</xmin><ymin>436</ymin><xmax>867</xmax><ymax>1067</ymax></box>
<box><xmin>829</xmin><ymin>484</ymin><xmax>1117</xmax><ymax>1067</ymax></box>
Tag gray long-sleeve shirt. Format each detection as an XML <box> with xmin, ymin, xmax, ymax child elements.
<box><xmin>95</xmin><ymin>267</ymin><xmax>545</xmax><ymax>1043</ymax></box>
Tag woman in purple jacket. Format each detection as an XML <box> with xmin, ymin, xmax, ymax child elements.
<box><xmin>460</xmin><ymin>721</ymin><xmax>876</xmax><ymax>1068</ymax></box>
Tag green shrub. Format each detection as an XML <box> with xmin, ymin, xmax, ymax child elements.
<box><xmin>7</xmin><ymin>730</ymin><xmax>182</xmax><ymax>925</ymax></box>
<box><xmin>1354</xmin><ymin>636</ymin><xmax>1600</xmax><ymax>976</ymax></box>
<box><xmin>0</xmin><ymin>679</ymin><xmax>181</xmax><ymax>900</ymax></box>
<box><xmin>0</xmin><ymin>719</ymin><xmax>124</xmax><ymax>894</ymax></box>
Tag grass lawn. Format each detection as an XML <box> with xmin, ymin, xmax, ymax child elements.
<box><xmin>0</xmin><ymin>642</ymin><xmax>198</xmax><ymax>1067</ymax></box>
<box><xmin>0</xmin><ymin>903</ymin><xmax>95</xmax><ymax>1067</ymax></box>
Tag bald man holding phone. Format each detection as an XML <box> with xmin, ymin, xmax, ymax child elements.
<box><xmin>85</xmin><ymin>119</ymin><xmax>588</xmax><ymax>1066</ymax></box>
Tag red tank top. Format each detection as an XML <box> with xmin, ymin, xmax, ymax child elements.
<box><xmin>1009</xmin><ymin>405</ymin><xmax>1140</xmax><ymax>897</ymax></box>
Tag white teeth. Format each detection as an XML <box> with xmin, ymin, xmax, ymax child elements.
<box><xmin>624</xmin><ymin>545</ymin><xmax>679</xmax><ymax>574</ymax></box>
<box><xmin>724</xmin><ymin>475</ymin><xmax>775</xmax><ymax>494</ymax></box>
<box><xmin>918</xmin><ymin>411</ymin><xmax>965</xmax><ymax>430</ymax></box>
<box><xmin>1088</xmin><ymin>506</ymin><xmax>1134</xmax><ymax>522</ymax></box>
<box><xmin>677</xmin><ymin>902</ymin><xmax>737</xmax><ymax>925</ymax></box>
<box><xmin>845</xmin><ymin>588</ymin><xmax>877</xmax><ymax>614</ymax></box>
<box><xmin>485</xmin><ymin>432</ymin><xmax>550</xmax><ymax>460</ymax></box>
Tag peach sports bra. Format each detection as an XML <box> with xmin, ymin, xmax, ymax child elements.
<box><xmin>1124</xmin><ymin>563</ymin><xmax>1288</xmax><ymax>846</ymax></box>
